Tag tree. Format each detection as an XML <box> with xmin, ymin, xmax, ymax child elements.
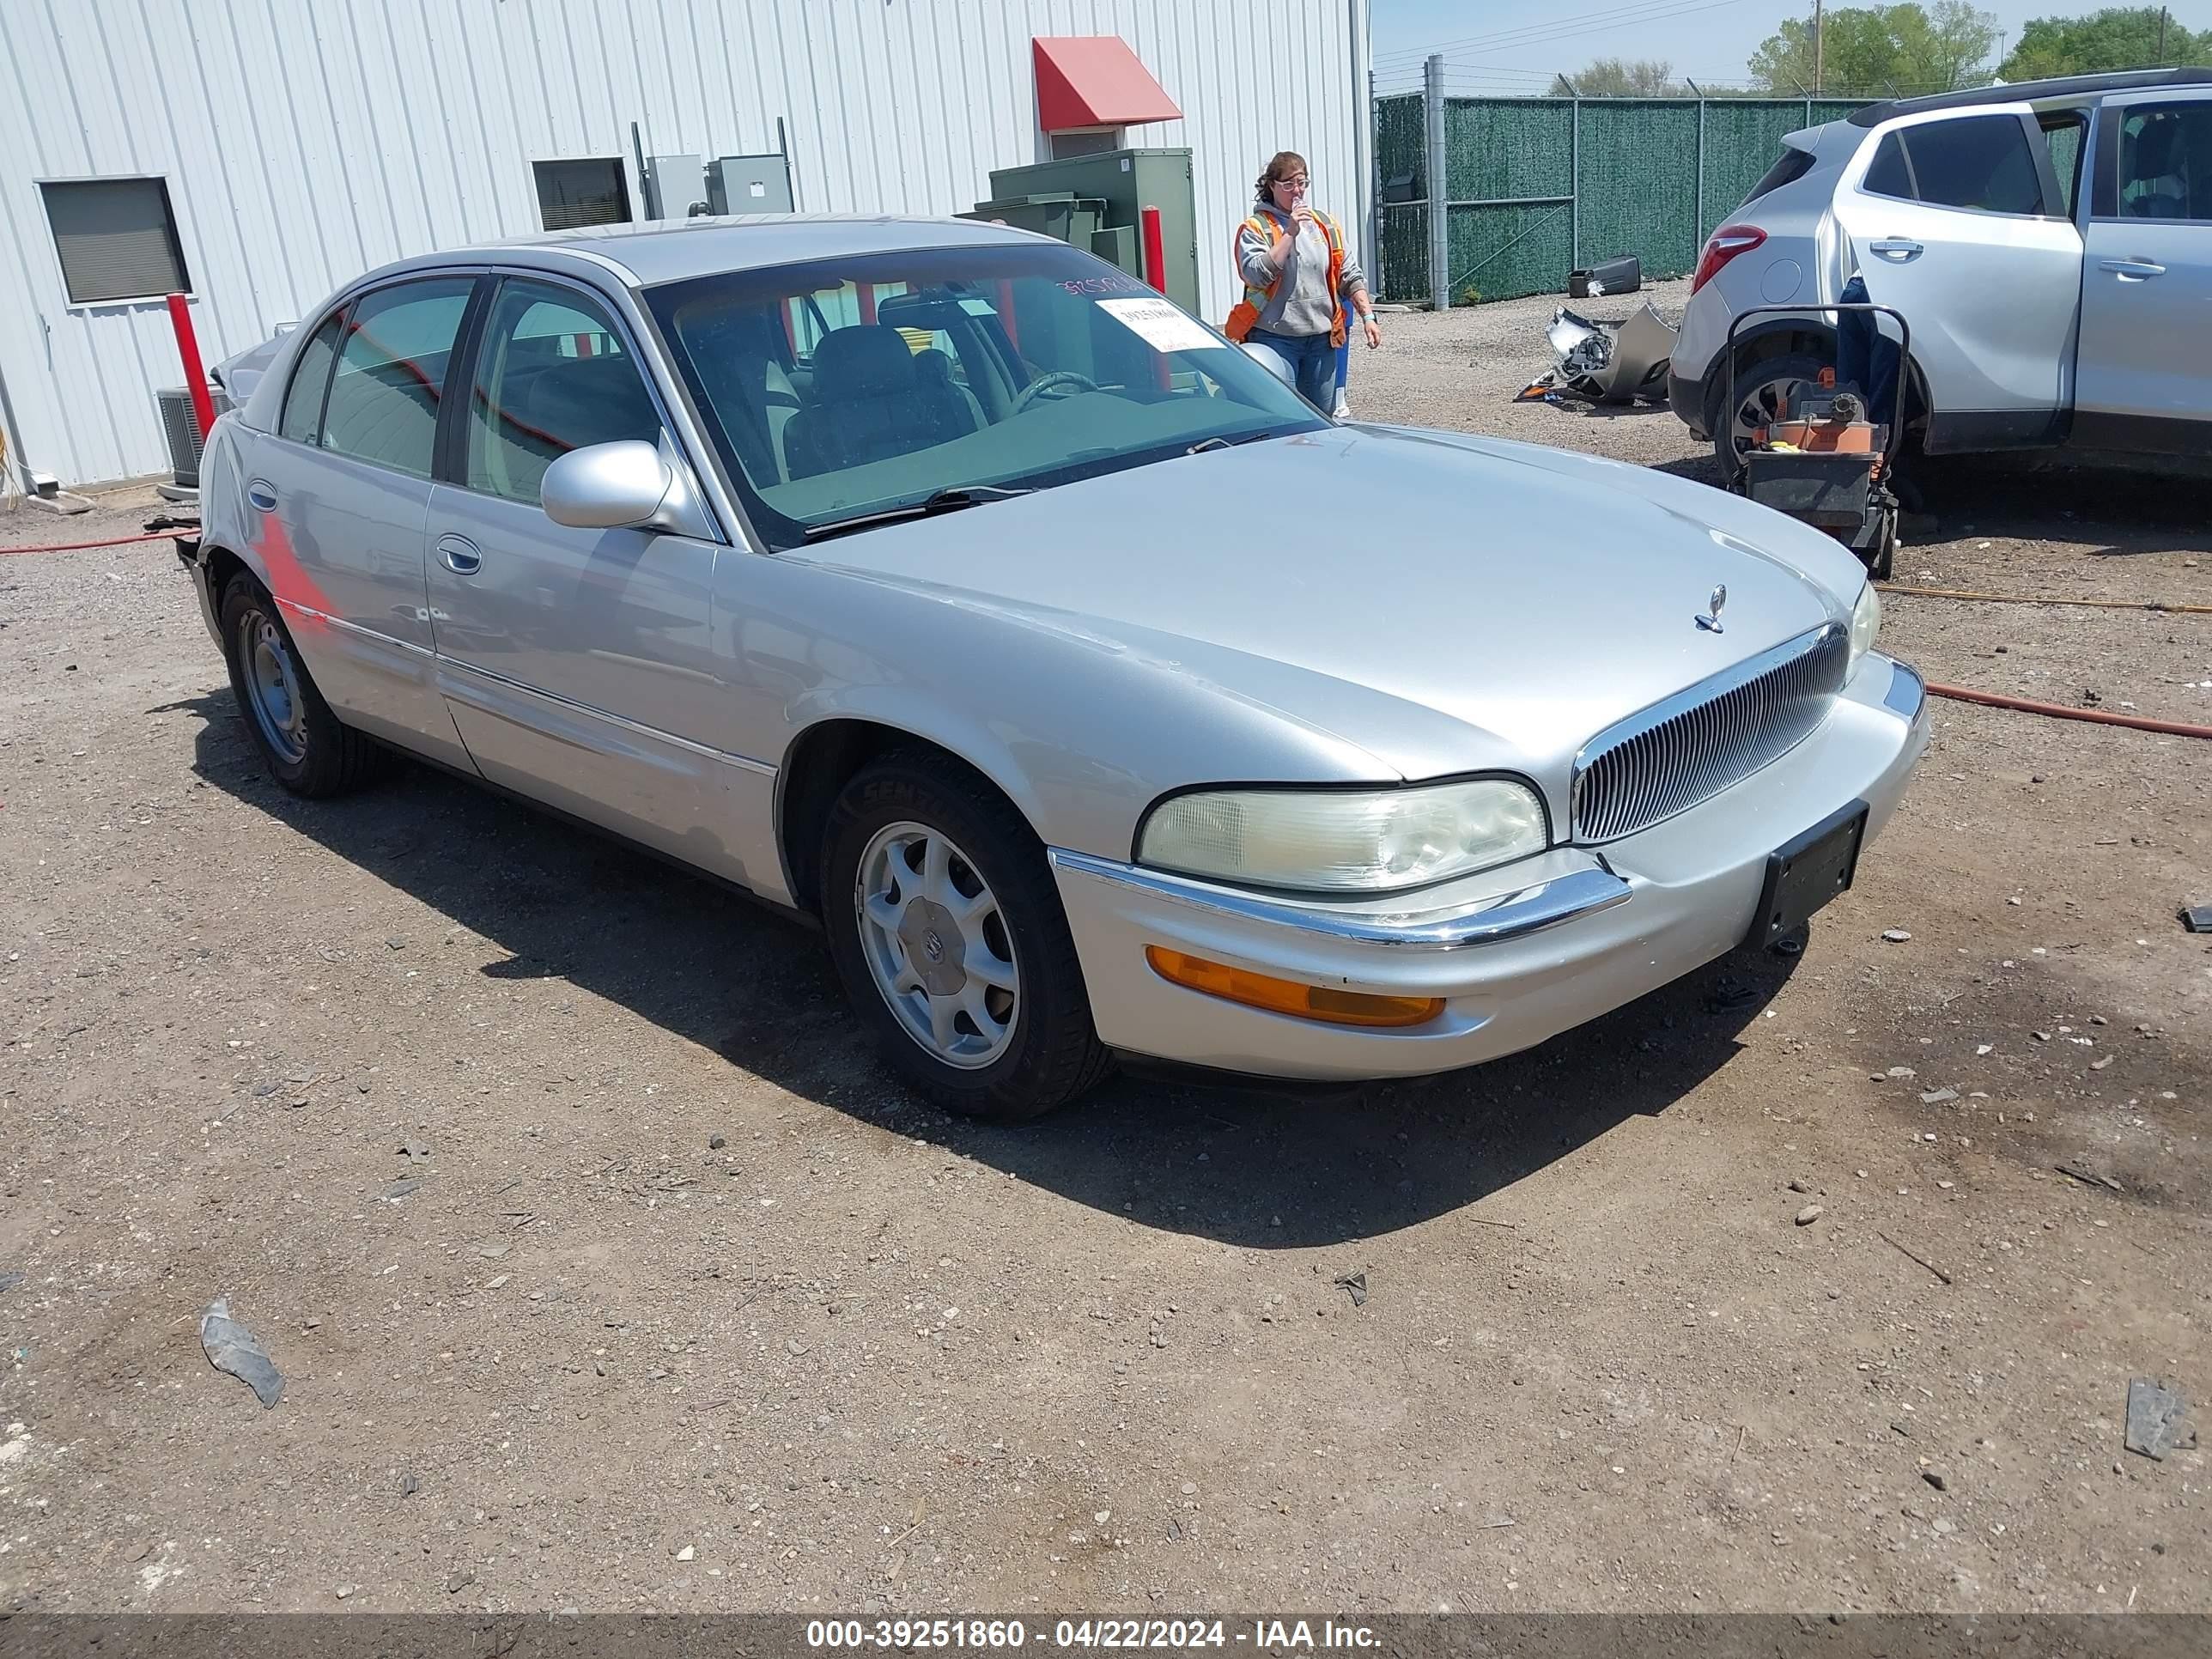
<box><xmin>2000</xmin><ymin>8</ymin><xmax>2205</xmax><ymax>80</ymax></box>
<box><xmin>1548</xmin><ymin>58</ymin><xmax>1686</xmax><ymax>97</ymax></box>
<box><xmin>1747</xmin><ymin>3</ymin><xmax>2000</xmax><ymax>97</ymax></box>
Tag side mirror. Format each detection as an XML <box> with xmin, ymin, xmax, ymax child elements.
<box><xmin>1240</xmin><ymin>341</ymin><xmax>1294</xmax><ymax>388</ymax></box>
<box><xmin>541</xmin><ymin>441</ymin><xmax>673</xmax><ymax>530</ymax></box>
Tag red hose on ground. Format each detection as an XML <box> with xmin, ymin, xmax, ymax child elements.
<box><xmin>1</xmin><ymin>530</ymin><xmax>195</xmax><ymax>556</ymax></box>
<box><xmin>1927</xmin><ymin>681</ymin><xmax>2212</xmax><ymax>740</ymax></box>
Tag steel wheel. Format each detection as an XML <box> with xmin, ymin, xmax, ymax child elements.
<box><xmin>853</xmin><ymin>820</ymin><xmax>1021</xmax><ymax>1070</ymax></box>
<box><xmin>240</xmin><ymin>611</ymin><xmax>308</xmax><ymax>766</ymax></box>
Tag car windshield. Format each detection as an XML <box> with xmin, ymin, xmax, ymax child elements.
<box><xmin>642</xmin><ymin>241</ymin><xmax>1328</xmax><ymax>549</ymax></box>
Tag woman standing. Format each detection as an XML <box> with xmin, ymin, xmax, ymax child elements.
<box><xmin>1227</xmin><ymin>151</ymin><xmax>1382</xmax><ymax>412</ymax></box>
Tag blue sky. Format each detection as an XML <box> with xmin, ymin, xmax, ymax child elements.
<box><xmin>1369</xmin><ymin>0</ymin><xmax>2205</xmax><ymax>94</ymax></box>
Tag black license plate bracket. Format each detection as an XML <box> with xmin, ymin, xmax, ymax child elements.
<box><xmin>1753</xmin><ymin>800</ymin><xmax>1869</xmax><ymax>945</ymax></box>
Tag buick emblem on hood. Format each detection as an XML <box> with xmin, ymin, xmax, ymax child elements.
<box><xmin>1696</xmin><ymin>583</ymin><xmax>1727</xmax><ymax>633</ymax></box>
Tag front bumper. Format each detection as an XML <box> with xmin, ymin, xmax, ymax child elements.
<box><xmin>1051</xmin><ymin>654</ymin><xmax>1929</xmax><ymax>1081</ymax></box>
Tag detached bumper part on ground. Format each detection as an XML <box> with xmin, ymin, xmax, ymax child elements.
<box><xmin>1052</xmin><ymin>654</ymin><xmax>1929</xmax><ymax>1081</ymax></box>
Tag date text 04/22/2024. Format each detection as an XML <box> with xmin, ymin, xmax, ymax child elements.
<box><xmin>804</xmin><ymin>1619</ymin><xmax>1380</xmax><ymax>1650</ymax></box>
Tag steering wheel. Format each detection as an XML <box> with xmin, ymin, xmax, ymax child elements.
<box><xmin>1012</xmin><ymin>371</ymin><xmax>1097</xmax><ymax>414</ymax></box>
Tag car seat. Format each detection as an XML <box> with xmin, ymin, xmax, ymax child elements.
<box><xmin>782</xmin><ymin>325</ymin><xmax>981</xmax><ymax>479</ymax></box>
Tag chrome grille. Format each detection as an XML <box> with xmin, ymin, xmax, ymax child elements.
<box><xmin>1573</xmin><ymin>624</ymin><xmax>1849</xmax><ymax>842</ymax></box>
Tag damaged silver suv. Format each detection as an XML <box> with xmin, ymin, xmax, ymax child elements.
<box><xmin>1670</xmin><ymin>68</ymin><xmax>2212</xmax><ymax>472</ymax></box>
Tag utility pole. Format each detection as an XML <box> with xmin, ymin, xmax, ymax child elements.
<box><xmin>2158</xmin><ymin>7</ymin><xmax>2169</xmax><ymax>64</ymax></box>
<box><xmin>1814</xmin><ymin>0</ymin><xmax>1825</xmax><ymax>97</ymax></box>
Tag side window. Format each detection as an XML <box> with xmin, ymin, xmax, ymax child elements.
<box><xmin>1863</xmin><ymin>132</ymin><xmax>1915</xmax><ymax>201</ymax></box>
<box><xmin>278</xmin><ymin>313</ymin><xmax>343</xmax><ymax>445</ymax></box>
<box><xmin>2118</xmin><ymin>103</ymin><xmax>2212</xmax><ymax>222</ymax></box>
<box><xmin>320</xmin><ymin>278</ymin><xmax>474</xmax><ymax>479</ymax></box>
<box><xmin>1904</xmin><ymin>114</ymin><xmax>2046</xmax><ymax>216</ymax></box>
<box><xmin>1742</xmin><ymin>144</ymin><xmax>1815</xmax><ymax>208</ymax></box>
<box><xmin>2041</xmin><ymin>112</ymin><xmax>2088</xmax><ymax>220</ymax></box>
<box><xmin>465</xmin><ymin>280</ymin><xmax>664</xmax><ymax>504</ymax></box>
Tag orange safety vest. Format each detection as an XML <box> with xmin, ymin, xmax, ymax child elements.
<box><xmin>1224</xmin><ymin>207</ymin><xmax>1347</xmax><ymax>348</ymax></box>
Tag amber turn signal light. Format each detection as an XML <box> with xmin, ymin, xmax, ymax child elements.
<box><xmin>1145</xmin><ymin>946</ymin><xmax>1444</xmax><ymax>1029</ymax></box>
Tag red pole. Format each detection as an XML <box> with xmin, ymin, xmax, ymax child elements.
<box><xmin>858</xmin><ymin>283</ymin><xmax>878</xmax><ymax>325</ymax></box>
<box><xmin>166</xmin><ymin>293</ymin><xmax>218</xmax><ymax>442</ymax></box>
<box><xmin>1140</xmin><ymin>205</ymin><xmax>1167</xmax><ymax>295</ymax></box>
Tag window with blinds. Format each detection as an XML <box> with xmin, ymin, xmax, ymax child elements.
<box><xmin>40</xmin><ymin>178</ymin><xmax>191</xmax><ymax>305</ymax></box>
<box><xmin>533</xmin><ymin>159</ymin><xmax>632</xmax><ymax>231</ymax></box>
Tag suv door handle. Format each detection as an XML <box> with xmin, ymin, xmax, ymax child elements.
<box><xmin>1869</xmin><ymin>239</ymin><xmax>1923</xmax><ymax>261</ymax></box>
<box><xmin>246</xmin><ymin>481</ymin><xmax>279</xmax><ymax>512</ymax></box>
<box><xmin>2100</xmin><ymin>258</ymin><xmax>2166</xmax><ymax>281</ymax></box>
<box><xmin>436</xmin><ymin>534</ymin><xmax>483</xmax><ymax>575</ymax></box>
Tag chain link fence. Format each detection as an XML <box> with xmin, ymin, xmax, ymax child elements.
<box><xmin>1375</xmin><ymin>91</ymin><xmax>1867</xmax><ymax>307</ymax></box>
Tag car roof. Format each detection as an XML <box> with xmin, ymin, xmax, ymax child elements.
<box><xmin>357</xmin><ymin>212</ymin><xmax>1045</xmax><ymax>290</ymax></box>
<box><xmin>1848</xmin><ymin>66</ymin><xmax>2212</xmax><ymax>126</ymax></box>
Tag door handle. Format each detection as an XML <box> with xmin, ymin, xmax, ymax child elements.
<box><xmin>246</xmin><ymin>481</ymin><xmax>278</xmax><ymax>512</ymax></box>
<box><xmin>436</xmin><ymin>534</ymin><xmax>483</xmax><ymax>575</ymax></box>
<box><xmin>2100</xmin><ymin>258</ymin><xmax>2166</xmax><ymax>281</ymax></box>
<box><xmin>1869</xmin><ymin>239</ymin><xmax>1923</xmax><ymax>261</ymax></box>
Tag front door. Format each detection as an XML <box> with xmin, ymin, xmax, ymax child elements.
<box><xmin>2075</xmin><ymin>91</ymin><xmax>2212</xmax><ymax>454</ymax></box>
<box><xmin>424</xmin><ymin>275</ymin><xmax>765</xmax><ymax>884</ymax></box>
<box><xmin>244</xmin><ymin>276</ymin><xmax>479</xmax><ymax>767</ymax></box>
<box><xmin>1832</xmin><ymin>106</ymin><xmax>2084</xmax><ymax>452</ymax></box>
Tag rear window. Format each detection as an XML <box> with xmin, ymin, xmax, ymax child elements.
<box><xmin>1862</xmin><ymin>114</ymin><xmax>2047</xmax><ymax>216</ymax></box>
<box><xmin>1742</xmin><ymin>144</ymin><xmax>1815</xmax><ymax>207</ymax></box>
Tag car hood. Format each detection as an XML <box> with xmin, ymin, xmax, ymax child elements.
<box><xmin>799</xmin><ymin>424</ymin><xmax>1867</xmax><ymax>781</ymax></box>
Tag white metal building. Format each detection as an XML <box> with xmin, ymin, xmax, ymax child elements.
<box><xmin>0</xmin><ymin>0</ymin><xmax>1373</xmax><ymax>491</ymax></box>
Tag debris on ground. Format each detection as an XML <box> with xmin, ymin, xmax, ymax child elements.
<box><xmin>2054</xmin><ymin>1164</ymin><xmax>2124</xmax><ymax>1194</ymax></box>
<box><xmin>0</xmin><ymin>1272</ymin><xmax>22</xmax><ymax>1296</ymax></box>
<box><xmin>2125</xmin><ymin>1379</ymin><xmax>2195</xmax><ymax>1461</ymax></box>
<box><xmin>1794</xmin><ymin>1205</ymin><xmax>1825</xmax><ymax>1226</ymax></box>
<box><xmin>1920</xmin><ymin>1088</ymin><xmax>1959</xmax><ymax>1105</ymax></box>
<box><xmin>1878</xmin><ymin>1231</ymin><xmax>1953</xmax><ymax>1285</ymax></box>
<box><xmin>1882</xmin><ymin>929</ymin><xmax>1914</xmax><ymax>943</ymax></box>
<box><xmin>199</xmin><ymin>1297</ymin><xmax>284</xmax><ymax>1408</ymax></box>
<box><xmin>1333</xmin><ymin>1271</ymin><xmax>1369</xmax><ymax>1309</ymax></box>
<box><xmin>1517</xmin><ymin>304</ymin><xmax>1675</xmax><ymax>405</ymax></box>
<box><xmin>1705</xmin><ymin>976</ymin><xmax>1759</xmax><ymax>1012</ymax></box>
<box><xmin>2182</xmin><ymin>904</ymin><xmax>2212</xmax><ymax>934</ymax></box>
<box><xmin>1923</xmin><ymin>1467</ymin><xmax>1950</xmax><ymax>1492</ymax></box>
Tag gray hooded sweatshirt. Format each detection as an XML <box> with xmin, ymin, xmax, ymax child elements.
<box><xmin>1235</xmin><ymin>202</ymin><xmax>1366</xmax><ymax>337</ymax></box>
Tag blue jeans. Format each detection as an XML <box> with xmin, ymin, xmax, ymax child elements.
<box><xmin>1248</xmin><ymin>326</ymin><xmax>1338</xmax><ymax>413</ymax></box>
<box><xmin>1835</xmin><ymin>275</ymin><xmax>1900</xmax><ymax>426</ymax></box>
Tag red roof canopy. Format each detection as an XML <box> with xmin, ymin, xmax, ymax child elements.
<box><xmin>1031</xmin><ymin>36</ymin><xmax>1182</xmax><ymax>132</ymax></box>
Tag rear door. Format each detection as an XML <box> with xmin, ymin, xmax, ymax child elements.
<box><xmin>2075</xmin><ymin>90</ymin><xmax>2212</xmax><ymax>454</ymax></box>
<box><xmin>423</xmin><ymin>273</ymin><xmax>758</xmax><ymax>881</ymax></box>
<box><xmin>247</xmin><ymin>275</ymin><xmax>480</xmax><ymax>767</ymax></box>
<box><xmin>1832</xmin><ymin>106</ymin><xmax>2084</xmax><ymax>451</ymax></box>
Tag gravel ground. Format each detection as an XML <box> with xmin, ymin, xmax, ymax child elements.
<box><xmin>3</xmin><ymin>301</ymin><xmax>2209</xmax><ymax>1618</ymax></box>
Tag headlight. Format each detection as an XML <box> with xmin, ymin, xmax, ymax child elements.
<box><xmin>1850</xmin><ymin>581</ymin><xmax>1881</xmax><ymax>674</ymax></box>
<box><xmin>1138</xmin><ymin>778</ymin><xmax>1549</xmax><ymax>895</ymax></box>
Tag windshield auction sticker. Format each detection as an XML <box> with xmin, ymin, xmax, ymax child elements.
<box><xmin>1097</xmin><ymin>295</ymin><xmax>1220</xmax><ymax>354</ymax></box>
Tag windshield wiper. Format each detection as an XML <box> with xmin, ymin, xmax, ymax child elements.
<box><xmin>802</xmin><ymin>483</ymin><xmax>1035</xmax><ymax>542</ymax></box>
<box><xmin>1186</xmin><ymin>433</ymin><xmax>1283</xmax><ymax>456</ymax></box>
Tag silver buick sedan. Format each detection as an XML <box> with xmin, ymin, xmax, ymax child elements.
<box><xmin>183</xmin><ymin>215</ymin><xmax>1929</xmax><ymax>1120</ymax></box>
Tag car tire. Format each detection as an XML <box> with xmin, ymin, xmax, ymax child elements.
<box><xmin>1712</xmin><ymin>350</ymin><xmax>1826</xmax><ymax>477</ymax></box>
<box><xmin>822</xmin><ymin>751</ymin><xmax>1113</xmax><ymax>1121</ymax></box>
<box><xmin>219</xmin><ymin>574</ymin><xmax>383</xmax><ymax>798</ymax></box>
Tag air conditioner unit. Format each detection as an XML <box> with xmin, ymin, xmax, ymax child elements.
<box><xmin>155</xmin><ymin>386</ymin><xmax>234</xmax><ymax>489</ymax></box>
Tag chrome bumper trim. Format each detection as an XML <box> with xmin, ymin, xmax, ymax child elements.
<box><xmin>1883</xmin><ymin>659</ymin><xmax>1927</xmax><ymax>721</ymax></box>
<box><xmin>1048</xmin><ymin>850</ymin><xmax>1632</xmax><ymax>951</ymax></box>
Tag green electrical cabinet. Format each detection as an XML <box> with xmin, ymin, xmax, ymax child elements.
<box><xmin>961</xmin><ymin>147</ymin><xmax>1200</xmax><ymax>316</ymax></box>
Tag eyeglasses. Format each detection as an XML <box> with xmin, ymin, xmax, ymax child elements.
<box><xmin>1273</xmin><ymin>176</ymin><xmax>1310</xmax><ymax>191</ymax></box>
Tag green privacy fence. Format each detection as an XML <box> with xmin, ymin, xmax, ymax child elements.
<box><xmin>1375</xmin><ymin>93</ymin><xmax>1867</xmax><ymax>306</ymax></box>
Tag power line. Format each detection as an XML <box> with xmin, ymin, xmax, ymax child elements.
<box><xmin>1370</xmin><ymin>0</ymin><xmax>1762</xmax><ymax>67</ymax></box>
